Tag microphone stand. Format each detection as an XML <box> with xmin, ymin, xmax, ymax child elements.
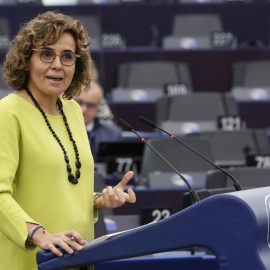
<box><xmin>138</xmin><ymin>116</ymin><xmax>243</xmax><ymax>191</ymax></box>
<box><xmin>118</xmin><ymin>118</ymin><xmax>200</xmax><ymax>203</ymax></box>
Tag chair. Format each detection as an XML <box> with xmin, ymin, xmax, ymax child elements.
<box><xmin>111</xmin><ymin>88</ymin><xmax>164</xmax><ymax>102</ymax></box>
<box><xmin>73</xmin><ymin>15</ymin><xmax>101</xmax><ymax>50</ymax></box>
<box><xmin>1</xmin><ymin>0</ymin><xmax>16</xmax><ymax>3</ymax></box>
<box><xmin>155</xmin><ymin>96</ymin><xmax>171</xmax><ymax>125</ymax></box>
<box><xmin>231</xmin><ymin>60</ymin><xmax>270</xmax><ymax>88</ymax></box>
<box><xmin>253</xmin><ymin>129</ymin><xmax>270</xmax><ymax>154</ymax></box>
<box><xmin>0</xmin><ymin>64</ymin><xmax>13</xmax><ymax>99</ymax></box>
<box><xmin>162</xmin><ymin>14</ymin><xmax>231</xmax><ymax>49</ymax></box>
<box><xmin>0</xmin><ymin>16</ymin><xmax>11</xmax><ymax>36</ymax></box>
<box><xmin>112</xmin><ymin>61</ymin><xmax>192</xmax><ymax>102</ymax></box>
<box><xmin>205</xmin><ymin>167</ymin><xmax>270</xmax><ymax>189</ymax></box>
<box><xmin>94</xmin><ymin>172</ymin><xmax>107</xmax><ymax>191</ymax></box>
<box><xmin>0</xmin><ymin>64</ymin><xmax>5</xmax><ymax>87</ymax></box>
<box><xmin>169</xmin><ymin>93</ymin><xmax>225</xmax><ymax>121</ymax></box>
<box><xmin>94</xmin><ymin>173</ymin><xmax>109</xmax><ymax>238</ymax></box>
<box><xmin>116</xmin><ymin>61</ymin><xmax>192</xmax><ymax>90</ymax></box>
<box><xmin>94</xmin><ymin>210</ymin><xmax>107</xmax><ymax>238</ymax></box>
<box><xmin>148</xmin><ymin>171</ymin><xmax>208</xmax><ymax>189</ymax></box>
<box><xmin>156</xmin><ymin>93</ymin><xmax>239</xmax><ymax>134</ymax></box>
<box><xmin>231</xmin><ymin>87</ymin><xmax>270</xmax><ymax>101</ymax></box>
<box><xmin>231</xmin><ymin>60</ymin><xmax>270</xmax><ymax>101</ymax></box>
<box><xmin>0</xmin><ymin>16</ymin><xmax>11</xmax><ymax>50</ymax></box>
<box><xmin>139</xmin><ymin>137</ymin><xmax>215</xmax><ymax>187</ymax></box>
<box><xmin>187</xmin><ymin>130</ymin><xmax>268</xmax><ymax>167</ymax></box>
<box><xmin>103</xmin><ymin>214</ymin><xmax>139</xmax><ymax>234</ymax></box>
<box><xmin>172</xmin><ymin>14</ymin><xmax>222</xmax><ymax>37</ymax></box>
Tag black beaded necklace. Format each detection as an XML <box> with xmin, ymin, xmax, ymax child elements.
<box><xmin>25</xmin><ymin>86</ymin><xmax>81</xmax><ymax>184</ymax></box>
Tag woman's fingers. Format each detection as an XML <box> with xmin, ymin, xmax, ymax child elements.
<box><xmin>115</xmin><ymin>188</ymin><xmax>127</xmax><ymax>205</ymax></box>
<box><xmin>55</xmin><ymin>238</ymin><xmax>75</xmax><ymax>255</ymax></box>
<box><xmin>126</xmin><ymin>188</ymin><xmax>136</xmax><ymax>203</ymax></box>
<box><xmin>66</xmin><ymin>230</ymin><xmax>87</xmax><ymax>246</ymax></box>
<box><xmin>115</xmin><ymin>171</ymin><xmax>134</xmax><ymax>190</ymax></box>
<box><xmin>103</xmin><ymin>186</ymin><xmax>120</xmax><ymax>208</ymax></box>
<box><xmin>67</xmin><ymin>236</ymin><xmax>86</xmax><ymax>252</ymax></box>
<box><xmin>37</xmin><ymin>230</ymin><xmax>87</xmax><ymax>257</ymax></box>
<box><xmin>101</xmin><ymin>187</ymin><xmax>136</xmax><ymax>209</ymax></box>
<box><xmin>49</xmin><ymin>243</ymin><xmax>64</xmax><ymax>257</ymax></box>
<box><xmin>107</xmin><ymin>186</ymin><xmax>116</xmax><ymax>199</ymax></box>
<box><xmin>102</xmin><ymin>187</ymin><xmax>110</xmax><ymax>207</ymax></box>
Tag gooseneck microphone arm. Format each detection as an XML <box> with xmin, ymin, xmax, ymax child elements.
<box><xmin>118</xmin><ymin>118</ymin><xmax>200</xmax><ymax>203</ymax></box>
<box><xmin>137</xmin><ymin>116</ymin><xmax>243</xmax><ymax>191</ymax></box>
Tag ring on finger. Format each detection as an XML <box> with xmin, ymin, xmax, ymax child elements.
<box><xmin>70</xmin><ymin>235</ymin><xmax>75</xmax><ymax>241</ymax></box>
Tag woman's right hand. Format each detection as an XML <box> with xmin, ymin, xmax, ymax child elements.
<box><xmin>31</xmin><ymin>227</ymin><xmax>87</xmax><ymax>257</ymax></box>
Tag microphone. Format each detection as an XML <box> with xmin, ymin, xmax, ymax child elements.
<box><xmin>137</xmin><ymin>116</ymin><xmax>243</xmax><ymax>191</ymax></box>
<box><xmin>118</xmin><ymin>118</ymin><xmax>200</xmax><ymax>203</ymax></box>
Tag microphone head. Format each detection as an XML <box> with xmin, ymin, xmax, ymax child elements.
<box><xmin>137</xmin><ymin>116</ymin><xmax>156</xmax><ymax>128</ymax></box>
<box><xmin>118</xmin><ymin>118</ymin><xmax>133</xmax><ymax>131</ymax></box>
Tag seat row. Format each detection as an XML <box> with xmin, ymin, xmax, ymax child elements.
<box><xmin>95</xmin><ymin>129</ymin><xmax>270</xmax><ymax>186</ymax></box>
<box><xmin>111</xmin><ymin>60</ymin><xmax>270</xmax><ymax>102</ymax></box>
<box><xmin>3</xmin><ymin>59</ymin><xmax>270</xmax><ymax>102</ymax></box>
<box><xmin>0</xmin><ymin>12</ymin><xmax>268</xmax><ymax>50</ymax></box>
<box><xmin>57</xmin><ymin>13</ymin><xmax>270</xmax><ymax>50</ymax></box>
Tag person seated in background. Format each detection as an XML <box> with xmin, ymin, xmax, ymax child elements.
<box><xmin>74</xmin><ymin>80</ymin><xmax>122</xmax><ymax>160</ymax></box>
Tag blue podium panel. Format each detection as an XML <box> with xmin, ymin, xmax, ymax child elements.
<box><xmin>95</xmin><ymin>255</ymin><xmax>218</xmax><ymax>270</ymax></box>
<box><xmin>37</xmin><ymin>187</ymin><xmax>270</xmax><ymax>270</ymax></box>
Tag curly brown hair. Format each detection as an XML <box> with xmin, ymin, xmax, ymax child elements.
<box><xmin>4</xmin><ymin>11</ymin><xmax>92</xmax><ymax>99</ymax></box>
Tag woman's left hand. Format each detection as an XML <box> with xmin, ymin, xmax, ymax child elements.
<box><xmin>94</xmin><ymin>171</ymin><xmax>136</xmax><ymax>210</ymax></box>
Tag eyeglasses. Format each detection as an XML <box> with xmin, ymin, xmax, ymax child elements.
<box><xmin>32</xmin><ymin>48</ymin><xmax>80</xmax><ymax>66</ymax></box>
<box><xmin>76</xmin><ymin>100</ymin><xmax>98</xmax><ymax>110</ymax></box>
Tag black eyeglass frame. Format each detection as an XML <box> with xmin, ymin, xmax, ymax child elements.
<box><xmin>32</xmin><ymin>48</ymin><xmax>80</xmax><ymax>66</ymax></box>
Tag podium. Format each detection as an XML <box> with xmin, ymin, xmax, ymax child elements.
<box><xmin>37</xmin><ymin>187</ymin><xmax>270</xmax><ymax>270</ymax></box>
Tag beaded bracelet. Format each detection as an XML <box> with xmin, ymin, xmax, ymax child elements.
<box><xmin>29</xmin><ymin>225</ymin><xmax>45</xmax><ymax>245</ymax></box>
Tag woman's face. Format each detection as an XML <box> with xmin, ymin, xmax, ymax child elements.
<box><xmin>27</xmin><ymin>32</ymin><xmax>76</xmax><ymax>100</ymax></box>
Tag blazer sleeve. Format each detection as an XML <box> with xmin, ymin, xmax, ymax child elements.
<box><xmin>0</xmin><ymin>99</ymin><xmax>38</xmax><ymax>252</ymax></box>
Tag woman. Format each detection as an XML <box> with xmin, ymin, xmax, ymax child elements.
<box><xmin>0</xmin><ymin>11</ymin><xmax>136</xmax><ymax>270</ymax></box>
